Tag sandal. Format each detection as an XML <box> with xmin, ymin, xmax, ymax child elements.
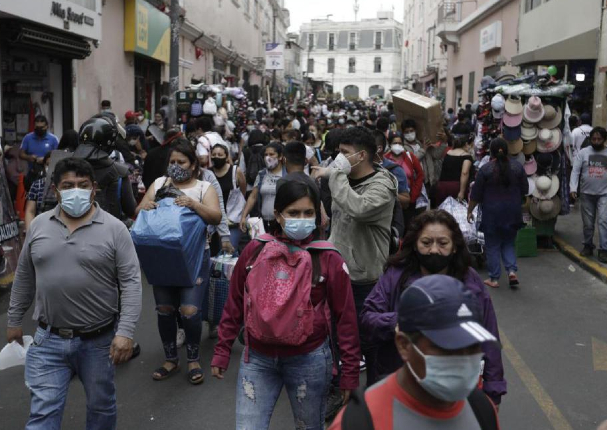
<box><xmin>152</xmin><ymin>362</ymin><xmax>180</xmax><ymax>381</ymax></box>
<box><xmin>508</xmin><ymin>273</ymin><xmax>520</xmax><ymax>288</ymax></box>
<box><xmin>188</xmin><ymin>366</ymin><xmax>205</xmax><ymax>385</ymax></box>
<box><xmin>484</xmin><ymin>279</ymin><xmax>499</xmax><ymax>288</ymax></box>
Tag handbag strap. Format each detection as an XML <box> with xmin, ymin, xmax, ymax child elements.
<box><xmin>232</xmin><ymin>165</ymin><xmax>238</xmax><ymax>190</ymax></box>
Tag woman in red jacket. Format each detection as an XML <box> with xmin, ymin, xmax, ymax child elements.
<box><xmin>211</xmin><ymin>179</ymin><xmax>361</xmax><ymax>430</ymax></box>
<box><xmin>385</xmin><ymin>131</ymin><xmax>425</xmax><ymax>226</ymax></box>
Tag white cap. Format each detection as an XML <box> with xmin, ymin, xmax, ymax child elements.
<box><xmin>491</xmin><ymin>94</ymin><xmax>505</xmax><ymax>119</ymax></box>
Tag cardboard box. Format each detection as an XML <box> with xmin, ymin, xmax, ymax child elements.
<box><xmin>392</xmin><ymin>90</ymin><xmax>443</xmax><ymax>143</ymax></box>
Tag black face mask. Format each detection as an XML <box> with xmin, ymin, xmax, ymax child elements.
<box><xmin>591</xmin><ymin>143</ymin><xmax>605</xmax><ymax>151</ymax></box>
<box><xmin>416</xmin><ymin>250</ymin><xmax>454</xmax><ymax>274</ymax></box>
<box><xmin>211</xmin><ymin>157</ymin><xmax>227</xmax><ymax>168</ymax></box>
<box><xmin>34</xmin><ymin>127</ymin><xmax>46</xmax><ymax>137</ymax></box>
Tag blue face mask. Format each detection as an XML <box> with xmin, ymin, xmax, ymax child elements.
<box><xmin>59</xmin><ymin>188</ymin><xmax>93</xmax><ymax>218</ymax></box>
<box><xmin>281</xmin><ymin>216</ymin><xmax>316</xmax><ymax>240</ymax></box>
<box><xmin>407</xmin><ymin>342</ymin><xmax>483</xmax><ymax>402</ymax></box>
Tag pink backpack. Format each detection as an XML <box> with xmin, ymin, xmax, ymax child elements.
<box><xmin>244</xmin><ymin>234</ymin><xmax>338</xmax><ymax>353</ymax></box>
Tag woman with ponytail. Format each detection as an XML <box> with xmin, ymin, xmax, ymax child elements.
<box><xmin>467</xmin><ymin>138</ymin><xmax>528</xmax><ymax>288</ymax></box>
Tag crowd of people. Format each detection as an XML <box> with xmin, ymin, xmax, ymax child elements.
<box><xmin>1</xmin><ymin>91</ymin><xmax>605</xmax><ymax>430</ymax></box>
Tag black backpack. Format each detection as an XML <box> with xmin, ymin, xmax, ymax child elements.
<box><xmin>385</xmin><ymin>164</ymin><xmax>405</xmax><ymax>255</ymax></box>
<box><xmin>93</xmin><ymin>162</ymin><xmax>129</xmax><ymax>219</ymax></box>
<box><xmin>341</xmin><ymin>387</ymin><xmax>498</xmax><ymax>430</ymax></box>
<box><xmin>244</xmin><ymin>146</ymin><xmax>265</xmax><ymax>186</ymax></box>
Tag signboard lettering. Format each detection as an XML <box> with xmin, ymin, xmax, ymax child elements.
<box><xmin>0</xmin><ymin>221</ymin><xmax>19</xmax><ymax>243</ymax></box>
<box><xmin>51</xmin><ymin>1</ymin><xmax>94</xmax><ymax>27</ymax></box>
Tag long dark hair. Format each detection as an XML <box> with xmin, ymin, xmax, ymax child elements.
<box><xmin>387</xmin><ymin>210</ymin><xmax>472</xmax><ymax>291</ymax></box>
<box><xmin>490</xmin><ymin>137</ymin><xmax>511</xmax><ymax>187</ymax></box>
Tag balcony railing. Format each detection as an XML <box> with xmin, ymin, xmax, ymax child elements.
<box><xmin>438</xmin><ymin>1</ymin><xmax>462</xmax><ymax>24</ymax></box>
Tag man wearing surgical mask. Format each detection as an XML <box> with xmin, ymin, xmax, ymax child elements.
<box><xmin>312</xmin><ymin>126</ymin><xmax>397</xmax><ymax>395</ymax></box>
<box><xmin>7</xmin><ymin>157</ymin><xmax>142</xmax><ymax>430</ymax></box>
<box><xmin>19</xmin><ymin>115</ymin><xmax>59</xmax><ymax>168</ymax></box>
<box><xmin>329</xmin><ymin>275</ymin><xmax>500</xmax><ymax>430</ymax></box>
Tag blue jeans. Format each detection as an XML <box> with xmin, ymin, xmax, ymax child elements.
<box><xmin>484</xmin><ymin>229</ymin><xmax>518</xmax><ymax>280</ymax></box>
<box><xmin>581</xmin><ymin>193</ymin><xmax>607</xmax><ymax>250</ymax></box>
<box><xmin>153</xmin><ymin>248</ymin><xmax>211</xmax><ymax>362</ymax></box>
<box><xmin>235</xmin><ymin>340</ymin><xmax>333</xmax><ymax>430</ymax></box>
<box><xmin>229</xmin><ymin>226</ymin><xmax>242</xmax><ymax>250</ymax></box>
<box><xmin>24</xmin><ymin>326</ymin><xmax>116</xmax><ymax>430</ymax></box>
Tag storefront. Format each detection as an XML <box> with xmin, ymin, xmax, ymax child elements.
<box><xmin>0</xmin><ymin>0</ymin><xmax>101</xmax><ymax>144</ymax></box>
<box><xmin>124</xmin><ymin>0</ymin><xmax>170</xmax><ymax>116</ymax></box>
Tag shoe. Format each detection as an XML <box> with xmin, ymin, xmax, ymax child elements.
<box><xmin>176</xmin><ymin>328</ymin><xmax>186</xmax><ymax>348</ymax></box>
<box><xmin>130</xmin><ymin>342</ymin><xmax>141</xmax><ymax>360</ymax></box>
<box><xmin>359</xmin><ymin>357</ymin><xmax>366</xmax><ymax>373</ymax></box>
<box><xmin>508</xmin><ymin>272</ymin><xmax>520</xmax><ymax>288</ymax></box>
<box><xmin>209</xmin><ymin>325</ymin><xmax>218</xmax><ymax>340</ymax></box>
<box><xmin>580</xmin><ymin>246</ymin><xmax>594</xmax><ymax>257</ymax></box>
<box><xmin>484</xmin><ymin>279</ymin><xmax>499</xmax><ymax>288</ymax></box>
<box><xmin>324</xmin><ymin>386</ymin><xmax>343</xmax><ymax>422</ymax></box>
<box><xmin>599</xmin><ymin>250</ymin><xmax>607</xmax><ymax>264</ymax></box>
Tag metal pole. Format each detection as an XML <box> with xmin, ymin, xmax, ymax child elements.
<box><xmin>272</xmin><ymin>7</ymin><xmax>277</xmax><ymax>100</ymax></box>
<box><xmin>169</xmin><ymin>0</ymin><xmax>180</xmax><ymax>129</ymax></box>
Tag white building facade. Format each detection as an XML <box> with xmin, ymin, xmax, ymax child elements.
<box><xmin>299</xmin><ymin>12</ymin><xmax>403</xmax><ymax>100</ymax></box>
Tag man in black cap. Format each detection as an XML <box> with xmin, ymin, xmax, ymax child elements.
<box><xmin>329</xmin><ymin>275</ymin><xmax>500</xmax><ymax>430</ymax></box>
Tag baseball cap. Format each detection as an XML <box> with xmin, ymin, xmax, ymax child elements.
<box><xmin>398</xmin><ymin>275</ymin><xmax>498</xmax><ymax>350</ymax></box>
<box><xmin>125</xmin><ymin>110</ymin><xmax>141</xmax><ymax>120</ymax></box>
<box><xmin>491</xmin><ymin>94</ymin><xmax>505</xmax><ymax>119</ymax></box>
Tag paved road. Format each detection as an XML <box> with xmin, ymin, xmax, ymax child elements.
<box><xmin>1</xmin><ymin>249</ymin><xmax>607</xmax><ymax>429</ymax></box>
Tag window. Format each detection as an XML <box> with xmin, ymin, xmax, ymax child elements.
<box><xmin>253</xmin><ymin>0</ymin><xmax>259</xmax><ymax>26</ymax></box>
<box><xmin>349</xmin><ymin>57</ymin><xmax>356</xmax><ymax>73</ymax></box>
<box><xmin>525</xmin><ymin>0</ymin><xmax>542</xmax><ymax>12</ymax></box>
<box><xmin>243</xmin><ymin>0</ymin><xmax>250</xmax><ymax>15</ymax></box>
<box><xmin>328</xmin><ymin>33</ymin><xmax>335</xmax><ymax>51</ymax></box>
<box><xmin>468</xmin><ymin>71</ymin><xmax>475</xmax><ymax>103</ymax></box>
<box><xmin>375</xmin><ymin>32</ymin><xmax>382</xmax><ymax>50</ymax></box>
<box><xmin>308</xmin><ymin>33</ymin><xmax>315</xmax><ymax>50</ymax></box>
<box><xmin>307</xmin><ymin>58</ymin><xmax>314</xmax><ymax>73</ymax></box>
<box><xmin>294</xmin><ymin>51</ymin><xmax>301</xmax><ymax>67</ymax></box>
<box><xmin>349</xmin><ymin>32</ymin><xmax>356</xmax><ymax>50</ymax></box>
<box><xmin>328</xmin><ymin>58</ymin><xmax>335</xmax><ymax>73</ymax></box>
<box><xmin>374</xmin><ymin>57</ymin><xmax>382</xmax><ymax>73</ymax></box>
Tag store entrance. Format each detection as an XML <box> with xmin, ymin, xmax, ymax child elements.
<box><xmin>135</xmin><ymin>55</ymin><xmax>162</xmax><ymax>116</ymax></box>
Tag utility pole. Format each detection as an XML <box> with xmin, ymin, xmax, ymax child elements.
<box><xmin>168</xmin><ymin>0</ymin><xmax>180</xmax><ymax>129</ymax></box>
<box><xmin>271</xmin><ymin>6</ymin><xmax>277</xmax><ymax>101</ymax></box>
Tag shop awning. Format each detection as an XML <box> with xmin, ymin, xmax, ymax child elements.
<box><xmin>2</xmin><ymin>22</ymin><xmax>91</xmax><ymax>59</ymax></box>
<box><xmin>512</xmin><ymin>29</ymin><xmax>598</xmax><ymax>66</ymax></box>
<box><xmin>419</xmin><ymin>72</ymin><xmax>437</xmax><ymax>84</ymax></box>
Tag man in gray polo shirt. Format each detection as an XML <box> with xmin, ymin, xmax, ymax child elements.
<box><xmin>7</xmin><ymin>158</ymin><xmax>142</xmax><ymax>430</ymax></box>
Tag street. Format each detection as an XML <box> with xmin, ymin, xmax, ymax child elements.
<box><xmin>0</xmin><ymin>248</ymin><xmax>606</xmax><ymax>430</ymax></box>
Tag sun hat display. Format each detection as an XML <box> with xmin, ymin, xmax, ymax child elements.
<box><xmin>522</xmin><ymin>96</ymin><xmax>545</xmax><ymax>123</ymax></box>
<box><xmin>532</xmin><ymin>174</ymin><xmax>560</xmax><ymax>199</ymax></box>
<box><xmin>524</xmin><ymin>156</ymin><xmax>537</xmax><ymax>176</ymax></box>
<box><xmin>530</xmin><ymin>196</ymin><xmax>562</xmax><ymax>221</ymax></box>
<box><xmin>506</xmin><ymin>138</ymin><xmax>523</xmax><ymax>155</ymax></box>
<box><xmin>526</xmin><ymin>177</ymin><xmax>536</xmax><ymax>196</ymax></box>
<box><xmin>505</xmin><ymin>95</ymin><xmax>524</xmax><ymax>115</ymax></box>
<box><xmin>535</xmin><ymin>151</ymin><xmax>561</xmax><ymax>175</ymax></box>
<box><xmin>522</xmin><ymin>138</ymin><xmax>537</xmax><ymax>155</ymax></box>
<box><xmin>521</xmin><ymin>122</ymin><xmax>539</xmax><ymax>140</ymax></box>
<box><xmin>509</xmin><ymin>151</ymin><xmax>525</xmax><ymax>166</ymax></box>
<box><xmin>491</xmin><ymin>94</ymin><xmax>505</xmax><ymax>119</ymax></box>
<box><xmin>536</xmin><ymin>128</ymin><xmax>563</xmax><ymax>153</ymax></box>
<box><xmin>538</xmin><ymin>105</ymin><xmax>563</xmax><ymax>129</ymax></box>
<box><xmin>503</xmin><ymin>124</ymin><xmax>522</xmax><ymax>140</ymax></box>
<box><xmin>503</xmin><ymin>111</ymin><xmax>523</xmax><ymax>127</ymax></box>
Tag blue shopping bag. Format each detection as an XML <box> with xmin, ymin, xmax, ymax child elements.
<box><xmin>131</xmin><ymin>198</ymin><xmax>207</xmax><ymax>287</ymax></box>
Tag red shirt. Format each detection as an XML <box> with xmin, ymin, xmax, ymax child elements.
<box><xmin>211</xmin><ymin>238</ymin><xmax>362</xmax><ymax>390</ymax></box>
<box><xmin>385</xmin><ymin>151</ymin><xmax>424</xmax><ymax>203</ymax></box>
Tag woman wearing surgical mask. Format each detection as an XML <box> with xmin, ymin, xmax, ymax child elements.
<box><xmin>136</xmin><ymin>143</ymin><xmax>222</xmax><ymax>385</ymax></box>
<box><xmin>359</xmin><ymin>210</ymin><xmax>506</xmax><ymax>406</ymax></box>
<box><xmin>385</xmin><ymin>132</ymin><xmax>425</xmax><ymax>225</ymax></box>
<box><xmin>211</xmin><ymin>180</ymin><xmax>361</xmax><ymax>429</ymax></box>
<box><xmin>239</xmin><ymin>142</ymin><xmax>286</xmax><ymax>232</ymax></box>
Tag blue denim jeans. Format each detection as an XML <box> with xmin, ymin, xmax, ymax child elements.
<box><xmin>229</xmin><ymin>226</ymin><xmax>242</xmax><ymax>251</ymax></box>
<box><xmin>235</xmin><ymin>340</ymin><xmax>333</xmax><ymax>430</ymax></box>
<box><xmin>581</xmin><ymin>193</ymin><xmax>607</xmax><ymax>250</ymax></box>
<box><xmin>484</xmin><ymin>229</ymin><xmax>518</xmax><ymax>280</ymax></box>
<box><xmin>153</xmin><ymin>248</ymin><xmax>211</xmax><ymax>362</ymax></box>
<box><xmin>24</xmin><ymin>326</ymin><xmax>116</xmax><ymax>430</ymax></box>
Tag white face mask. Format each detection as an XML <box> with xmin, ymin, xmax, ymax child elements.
<box><xmin>391</xmin><ymin>144</ymin><xmax>405</xmax><ymax>155</ymax></box>
<box><xmin>404</xmin><ymin>132</ymin><xmax>416</xmax><ymax>142</ymax></box>
<box><xmin>332</xmin><ymin>151</ymin><xmax>362</xmax><ymax>176</ymax></box>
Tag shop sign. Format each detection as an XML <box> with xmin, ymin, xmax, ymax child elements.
<box><xmin>265</xmin><ymin>43</ymin><xmax>284</xmax><ymax>70</ymax></box>
<box><xmin>0</xmin><ymin>0</ymin><xmax>101</xmax><ymax>41</ymax></box>
<box><xmin>480</xmin><ymin>21</ymin><xmax>502</xmax><ymax>53</ymax></box>
<box><xmin>124</xmin><ymin>0</ymin><xmax>170</xmax><ymax>63</ymax></box>
<box><xmin>0</xmin><ymin>221</ymin><xmax>19</xmax><ymax>243</ymax></box>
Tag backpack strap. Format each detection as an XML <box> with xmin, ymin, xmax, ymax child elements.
<box><xmin>341</xmin><ymin>388</ymin><xmax>374</xmax><ymax>430</ymax></box>
<box><xmin>304</xmin><ymin>240</ymin><xmax>340</xmax><ymax>253</ymax></box>
<box><xmin>467</xmin><ymin>389</ymin><xmax>499</xmax><ymax>430</ymax></box>
<box><xmin>254</xmin><ymin>233</ymin><xmax>275</xmax><ymax>243</ymax></box>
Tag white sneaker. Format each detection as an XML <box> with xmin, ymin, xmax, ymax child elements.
<box><xmin>176</xmin><ymin>328</ymin><xmax>186</xmax><ymax>348</ymax></box>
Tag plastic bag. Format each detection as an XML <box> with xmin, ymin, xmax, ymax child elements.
<box><xmin>0</xmin><ymin>336</ymin><xmax>33</xmax><ymax>370</ymax></box>
<box><xmin>131</xmin><ymin>198</ymin><xmax>207</xmax><ymax>287</ymax></box>
<box><xmin>247</xmin><ymin>217</ymin><xmax>265</xmax><ymax>239</ymax></box>
<box><xmin>438</xmin><ymin>197</ymin><xmax>482</xmax><ymax>244</ymax></box>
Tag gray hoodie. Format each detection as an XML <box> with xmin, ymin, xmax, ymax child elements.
<box><xmin>328</xmin><ymin>165</ymin><xmax>397</xmax><ymax>283</ymax></box>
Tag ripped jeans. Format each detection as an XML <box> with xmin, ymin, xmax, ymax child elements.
<box><xmin>235</xmin><ymin>340</ymin><xmax>333</xmax><ymax>430</ymax></box>
<box><xmin>153</xmin><ymin>249</ymin><xmax>211</xmax><ymax>363</ymax></box>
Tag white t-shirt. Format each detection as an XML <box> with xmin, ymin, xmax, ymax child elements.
<box><xmin>153</xmin><ymin>177</ymin><xmax>211</xmax><ymax>203</ymax></box>
<box><xmin>571</xmin><ymin>124</ymin><xmax>593</xmax><ymax>160</ymax></box>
